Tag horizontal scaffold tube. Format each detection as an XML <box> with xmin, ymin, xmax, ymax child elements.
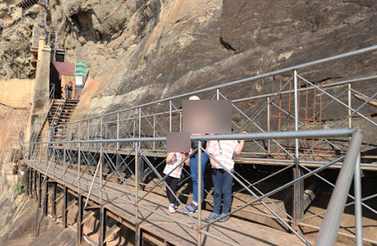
<box><xmin>29</xmin><ymin>128</ymin><xmax>355</xmax><ymax>145</ymax></box>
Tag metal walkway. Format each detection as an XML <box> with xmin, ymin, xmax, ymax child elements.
<box><xmin>25</xmin><ymin>129</ymin><xmax>364</xmax><ymax>246</ymax></box>
<box><xmin>28</xmin><ymin>159</ymin><xmax>304</xmax><ymax>246</ymax></box>
<box><xmin>24</xmin><ymin>45</ymin><xmax>377</xmax><ymax>245</ymax></box>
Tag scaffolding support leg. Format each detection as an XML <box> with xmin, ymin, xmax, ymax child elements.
<box><xmin>63</xmin><ymin>186</ymin><xmax>68</xmax><ymax>229</ymax></box>
<box><xmin>25</xmin><ymin>168</ymin><xmax>30</xmax><ymax>196</ymax></box>
<box><xmin>38</xmin><ymin>173</ymin><xmax>42</xmax><ymax>208</ymax></box>
<box><xmin>43</xmin><ymin>179</ymin><xmax>49</xmax><ymax>216</ymax></box>
<box><xmin>100</xmin><ymin>207</ymin><xmax>107</xmax><ymax>246</ymax></box>
<box><xmin>77</xmin><ymin>195</ymin><xmax>83</xmax><ymax>246</ymax></box>
<box><xmin>51</xmin><ymin>182</ymin><xmax>57</xmax><ymax>219</ymax></box>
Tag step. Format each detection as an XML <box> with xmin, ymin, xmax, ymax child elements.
<box><xmin>66</xmin><ymin>199</ymin><xmax>77</xmax><ymax>212</ymax></box>
<box><xmin>104</xmin><ymin>223</ymin><xmax>122</xmax><ymax>243</ymax></box>
<box><xmin>81</xmin><ymin>210</ymin><xmax>96</xmax><ymax>225</ymax></box>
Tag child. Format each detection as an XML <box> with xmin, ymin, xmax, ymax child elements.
<box><xmin>205</xmin><ymin>133</ymin><xmax>246</xmax><ymax>222</ymax></box>
<box><xmin>164</xmin><ymin>152</ymin><xmax>188</xmax><ymax>213</ymax></box>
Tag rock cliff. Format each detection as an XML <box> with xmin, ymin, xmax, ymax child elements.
<box><xmin>1</xmin><ymin>0</ymin><xmax>376</xmax><ymax>120</ymax></box>
<box><xmin>46</xmin><ymin>0</ymin><xmax>377</xmax><ymax>120</ymax></box>
<box><xmin>0</xmin><ymin>3</ymin><xmax>39</xmax><ymax>79</ymax></box>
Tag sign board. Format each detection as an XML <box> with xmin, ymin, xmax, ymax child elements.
<box><xmin>75</xmin><ymin>61</ymin><xmax>87</xmax><ymax>77</ymax></box>
<box><xmin>75</xmin><ymin>76</ymin><xmax>83</xmax><ymax>87</ymax></box>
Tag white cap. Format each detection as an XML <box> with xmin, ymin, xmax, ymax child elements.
<box><xmin>189</xmin><ymin>95</ymin><xmax>200</xmax><ymax>100</ymax></box>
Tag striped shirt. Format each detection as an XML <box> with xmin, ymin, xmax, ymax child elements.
<box><xmin>208</xmin><ymin>140</ymin><xmax>239</xmax><ymax>170</ymax></box>
<box><xmin>163</xmin><ymin>152</ymin><xmax>185</xmax><ymax>178</ymax></box>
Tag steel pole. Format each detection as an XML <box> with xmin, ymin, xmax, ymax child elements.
<box><xmin>33</xmin><ymin>129</ymin><xmax>355</xmax><ymax>144</ymax></box>
<box><xmin>348</xmin><ymin>83</ymin><xmax>352</xmax><ymax>128</ymax></box>
<box><xmin>169</xmin><ymin>100</ymin><xmax>172</xmax><ymax>132</ymax></box>
<box><xmin>63</xmin><ymin>143</ymin><xmax>66</xmax><ymax>181</ymax></box>
<box><xmin>100</xmin><ymin>117</ymin><xmax>103</xmax><ymax>144</ymax></box>
<box><xmin>78</xmin><ymin>142</ymin><xmax>81</xmax><ymax>196</ymax></box>
<box><xmin>87</xmin><ymin>120</ymin><xmax>90</xmax><ymax>151</ymax></box>
<box><xmin>267</xmin><ymin>96</ymin><xmax>271</xmax><ymax>156</ymax></box>
<box><xmin>99</xmin><ymin>146</ymin><xmax>103</xmax><ymax>245</ymax></box>
<box><xmin>293</xmin><ymin>70</ymin><xmax>303</xmax><ymax>226</ymax></box>
<box><xmin>138</xmin><ymin>108</ymin><xmax>141</xmax><ymax>146</ymax></box>
<box><xmin>179</xmin><ymin>113</ymin><xmax>182</xmax><ymax>132</ymax></box>
<box><xmin>135</xmin><ymin>142</ymin><xmax>139</xmax><ymax>245</ymax></box>
<box><xmin>153</xmin><ymin>116</ymin><xmax>156</xmax><ymax>150</ymax></box>
<box><xmin>354</xmin><ymin>154</ymin><xmax>363</xmax><ymax>246</ymax></box>
<box><xmin>116</xmin><ymin>113</ymin><xmax>120</xmax><ymax>170</ymax></box>
<box><xmin>315</xmin><ymin>128</ymin><xmax>363</xmax><ymax>246</ymax></box>
<box><xmin>197</xmin><ymin>141</ymin><xmax>202</xmax><ymax>246</ymax></box>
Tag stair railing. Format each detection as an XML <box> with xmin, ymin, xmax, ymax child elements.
<box><xmin>49</xmin><ymin>99</ymin><xmax>67</xmax><ymax>141</ymax></box>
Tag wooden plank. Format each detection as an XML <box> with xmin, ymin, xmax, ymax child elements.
<box><xmin>142</xmin><ymin>231</ymin><xmax>166</xmax><ymax>246</ymax></box>
<box><xmin>66</xmin><ymin>199</ymin><xmax>77</xmax><ymax>211</ymax></box>
<box><xmin>104</xmin><ymin>223</ymin><xmax>121</xmax><ymax>243</ymax></box>
<box><xmin>106</xmin><ymin>210</ymin><xmax>135</xmax><ymax>230</ymax></box>
<box><xmin>84</xmin><ymin>206</ymin><xmax>100</xmax><ymax>210</ymax></box>
<box><xmin>355</xmin><ymin>93</ymin><xmax>377</xmax><ymax>107</ymax></box>
<box><xmin>54</xmin><ymin>192</ymin><xmax>64</xmax><ymax>203</ymax></box>
<box><xmin>81</xmin><ymin>210</ymin><xmax>96</xmax><ymax>225</ymax></box>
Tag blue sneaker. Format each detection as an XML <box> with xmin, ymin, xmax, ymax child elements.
<box><xmin>182</xmin><ymin>202</ymin><xmax>198</xmax><ymax>213</ymax></box>
<box><xmin>205</xmin><ymin>212</ymin><xmax>220</xmax><ymax>220</ymax></box>
<box><xmin>219</xmin><ymin>213</ymin><xmax>230</xmax><ymax>222</ymax></box>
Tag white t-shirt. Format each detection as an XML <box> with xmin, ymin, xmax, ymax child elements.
<box><xmin>208</xmin><ymin>140</ymin><xmax>239</xmax><ymax>170</ymax></box>
<box><xmin>163</xmin><ymin>152</ymin><xmax>185</xmax><ymax>178</ymax></box>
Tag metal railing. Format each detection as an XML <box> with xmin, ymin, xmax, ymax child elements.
<box><xmin>25</xmin><ymin>129</ymin><xmax>364</xmax><ymax>245</ymax></box>
<box><xmin>50</xmin><ymin>46</ymin><xmax>377</xmax><ymax>171</ymax></box>
<box><xmin>24</xmin><ymin>45</ymin><xmax>377</xmax><ymax>245</ymax></box>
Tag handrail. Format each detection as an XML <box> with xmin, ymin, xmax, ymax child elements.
<box><xmin>48</xmin><ymin>99</ymin><xmax>67</xmax><ymax>141</ymax></box>
<box><xmin>25</xmin><ymin>128</ymin><xmax>364</xmax><ymax>245</ymax></box>
<box><xmin>315</xmin><ymin>128</ymin><xmax>363</xmax><ymax>246</ymax></box>
<box><xmin>58</xmin><ymin>45</ymin><xmax>377</xmax><ymax>127</ymax></box>
<box><xmin>50</xmin><ymin>73</ymin><xmax>377</xmax><ymax>128</ymax></box>
<box><xmin>28</xmin><ymin>128</ymin><xmax>355</xmax><ymax>144</ymax></box>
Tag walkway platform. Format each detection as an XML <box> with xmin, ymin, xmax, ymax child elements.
<box><xmin>29</xmin><ymin>161</ymin><xmax>307</xmax><ymax>246</ymax></box>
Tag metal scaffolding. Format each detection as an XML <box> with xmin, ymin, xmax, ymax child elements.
<box><xmin>24</xmin><ymin>45</ymin><xmax>377</xmax><ymax>245</ymax></box>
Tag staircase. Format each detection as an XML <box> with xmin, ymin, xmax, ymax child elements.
<box><xmin>37</xmin><ymin>99</ymin><xmax>79</xmax><ymax>142</ymax></box>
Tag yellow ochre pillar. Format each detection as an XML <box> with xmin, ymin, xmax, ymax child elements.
<box><xmin>35</xmin><ymin>36</ymin><xmax>46</xmax><ymax>78</ymax></box>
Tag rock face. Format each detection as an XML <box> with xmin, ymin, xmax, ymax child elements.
<box><xmin>1</xmin><ymin>0</ymin><xmax>377</xmax><ymax>119</ymax></box>
<box><xmin>0</xmin><ymin>4</ymin><xmax>39</xmax><ymax>80</ymax></box>
<box><xmin>43</xmin><ymin>0</ymin><xmax>377</xmax><ymax>120</ymax></box>
<box><xmin>0</xmin><ymin>195</ymin><xmax>81</xmax><ymax>246</ymax></box>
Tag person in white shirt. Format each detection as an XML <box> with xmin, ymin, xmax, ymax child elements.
<box><xmin>205</xmin><ymin>132</ymin><xmax>246</xmax><ymax>222</ymax></box>
<box><xmin>164</xmin><ymin>152</ymin><xmax>188</xmax><ymax>213</ymax></box>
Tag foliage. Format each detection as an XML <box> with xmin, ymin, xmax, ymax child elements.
<box><xmin>12</xmin><ymin>183</ymin><xmax>25</xmax><ymax>196</ymax></box>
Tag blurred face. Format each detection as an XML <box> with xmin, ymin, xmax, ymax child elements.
<box><xmin>166</xmin><ymin>132</ymin><xmax>190</xmax><ymax>152</ymax></box>
<box><xmin>182</xmin><ymin>100</ymin><xmax>231</xmax><ymax>134</ymax></box>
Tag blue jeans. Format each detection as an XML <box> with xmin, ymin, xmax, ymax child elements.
<box><xmin>212</xmin><ymin>169</ymin><xmax>234</xmax><ymax>214</ymax></box>
<box><xmin>190</xmin><ymin>152</ymin><xmax>209</xmax><ymax>203</ymax></box>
